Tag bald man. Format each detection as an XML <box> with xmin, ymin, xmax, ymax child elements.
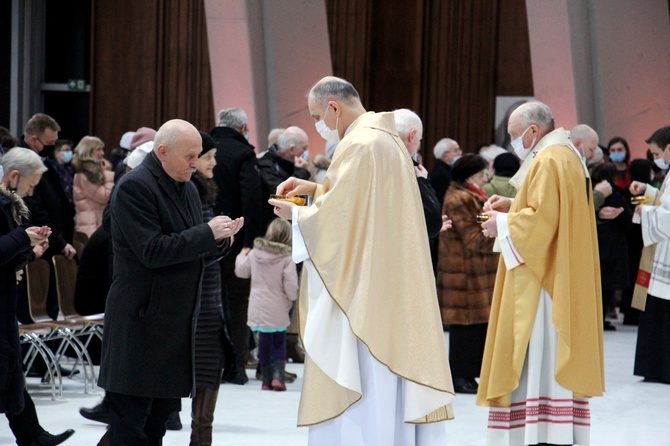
<box><xmin>258</xmin><ymin>125</ymin><xmax>312</xmax><ymax>230</ymax></box>
<box><xmin>479</xmin><ymin>103</ymin><xmax>605</xmax><ymax>445</ymax></box>
<box><xmin>98</xmin><ymin>119</ymin><xmax>242</xmax><ymax>445</ymax></box>
<box><xmin>571</xmin><ymin>124</ymin><xmax>615</xmax><ymax>216</ymax></box>
<box><xmin>270</xmin><ymin>77</ymin><xmax>454</xmax><ymax>445</ymax></box>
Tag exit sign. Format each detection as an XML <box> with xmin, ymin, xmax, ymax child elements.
<box><xmin>68</xmin><ymin>79</ymin><xmax>86</xmax><ymax>90</ymax></box>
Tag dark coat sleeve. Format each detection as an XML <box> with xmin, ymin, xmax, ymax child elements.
<box><xmin>238</xmin><ymin>153</ymin><xmax>263</xmax><ymax>247</ymax></box>
<box><xmin>0</xmin><ymin>227</ymin><xmax>31</xmax><ymax>268</ymax></box>
<box><xmin>417</xmin><ymin>177</ymin><xmax>442</xmax><ymax>239</ymax></box>
<box><xmin>111</xmin><ymin>177</ymin><xmax>220</xmax><ymax>270</ymax></box>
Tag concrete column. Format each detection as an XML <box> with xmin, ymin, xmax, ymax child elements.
<box><xmin>525</xmin><ymin>0</ymin><xmax>670</xmax><ymax>157</ymax></box>
<box><xmin>204</xmin><ymin>0</ymin><xmax>332</xmax><ymax>154</ymax></box>
<box><xmin>525</xmin><ymin>0</ymin><xmax>580</xmax><ymax>129</ymax></box>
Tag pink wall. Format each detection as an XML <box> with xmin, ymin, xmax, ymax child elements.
<box><xmin>204</xmin><ymin>0</ymin><xmax>332</xmax><ymax>154</ymax></box>
<box><xmin>526</xmin><ymin>0</ymin><xmax>670</xmax><ymax>157</ymax></box>
<box><xmin>590</xmin><ymin>0</ymin><xmax>670</xmax><ymax>155</ymax></box>
<box><xmin>525</xmin><ymin>0</ymin><xmax>579</xmax><ymax>130</ymax></box>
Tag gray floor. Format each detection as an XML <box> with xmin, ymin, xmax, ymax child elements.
<box><xmin>2</xmin><ymin>317</ymin><xmax>668</xmax><ymax>446</ymax></box>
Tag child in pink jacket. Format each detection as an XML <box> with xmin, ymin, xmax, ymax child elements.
<box><xmin>235</xmin><ymin>219</ymin><xmax>298</xmax><ymax>391</ymax></box>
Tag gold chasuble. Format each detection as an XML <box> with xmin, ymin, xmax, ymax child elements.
<box><xmin>295</xmin><ymin>112</ymin><xmax>454</xmax><ymax>426</ymax></box>
<box><xmin>477</xmin><ymin>129</ymin><xmax>605</xmax><ymax>408</ymax></box>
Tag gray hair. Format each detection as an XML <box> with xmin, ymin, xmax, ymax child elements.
<box><xmin>392</xmin><ymin>109</ymin><xmax>422</xmax><ymax>139</ymax></box>
<box><xmin>433</xmin><ymin>138</ymin><xmax>457</xmax><ymax>160</ymax></box>
<box><xmin>217</xmin><ymin>108</ymin><xmax>248</xmax><ymax>129</ymax></box>
<box><xmin>277</xmin><ymin>127</ymin><xmax>307</xmax><ymax>154</ymax></box>
<box><xmin>514</xmin><ymin>102</ymin><xmax>555</xmax><ymax>132</ymax></box>
<box><xmin>309</xmin><ymin>77</ymin><xmax>360</xmax><ymax>109</ymax></box>
<box><xmin>1</xmin><ymin>147</ymin><xmax>47</xmax><ymax>176</ymax></box>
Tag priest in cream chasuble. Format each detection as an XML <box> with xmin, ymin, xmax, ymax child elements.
<box><xmin>270</xmin><ymin>76</ymin><xmax>454</xmax><ymax>446</ymax></box>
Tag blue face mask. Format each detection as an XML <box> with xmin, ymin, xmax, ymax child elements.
<box><xmin>609</xmin><ymin>152</ymin><xmax>625</xmax><ymax>163</ymax></box>
<box><xmin>61</xmin><ymin>151</ymin><xmax>73</xmax><ymax>164</ymax></box>
<box><xmin>244</xmin><ymin>133</ymin><xmax>250</xmax><ymax>141</ymax></box>
<box><xmin>301</xmin><ymin>150</ymin><xmax>310</xmax><ymax>161</ymax></box>
<box><xmin>0</xmin><ymin>165</ymin><xmax>3</xmax><ymax>182</ymax></box>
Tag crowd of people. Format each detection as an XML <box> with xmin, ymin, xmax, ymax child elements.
<box><xmin>0</xmin><ymin>75</ymin><xmax>668</xmax><ymax>446</ymax></box>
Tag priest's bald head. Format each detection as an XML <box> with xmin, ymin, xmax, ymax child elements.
<box><xmin>308</xmin><ymin>76</ymin><xmax>367</xmax><ymax>143</ymax></box>
<box><xmin>570</xmin><ymin>124</ymin><xmax>599</xmax><ymax>162</ymax></box>
<box><xmin>507</xmin><ymin>102</ymin><xmax>555</xmax><ymax>158</ymax></box>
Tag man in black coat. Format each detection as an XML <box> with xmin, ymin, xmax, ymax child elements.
<box><xmin>428</xmin><ymin>137</ymin><xmax>461</xmax><ymax>270</ymax></box>
<box><xmin>429</xmin><ymin>137</ymin><xmax>461</xmax><ymax>207</ymax></box>
<box><xmin>257</xmin><ymin>125</ymin><xmax>312</xmax><ymax>230</ymax></box>
<box><xmin>98</xmin><ymin>119</ymin><xmax>242</xmax><ymax>444</ymax></box>
<box><xmin>19</xmin><ymin>113</ymin><xmax>76</xmax><ymax>321</ymax></box>
<box><xmin>210</xmin><ymin>107</ymin><xmax>263</xmax><ymax>381</ymax></box>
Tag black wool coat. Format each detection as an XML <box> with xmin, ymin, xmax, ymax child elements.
<box><xmin>209</xmin><ymin>126</ymin><xmax>263</xmax><ymax>255</ymax></box>
<box><xmin>0</xmin><ymin>190</ymin><xmax>33</xmax><ymax>414</ymax></box>
<box><xmin>98</xmin><ymin>152</ymin><xmax>225</xmax><ymax>398</ymax></box>
<box><xmin>20</xmin><ymin>142</ymin><xmax>75</xmax><ymax>257</ymax></box>
<box><xmin>257</xmin><ymin>145</ymin><xmax>311</xmax><ymax>230</ymax></box>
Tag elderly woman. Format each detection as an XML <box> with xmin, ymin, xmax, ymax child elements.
<box><xmin>1</xmin><ymin>147</ymin><xmax>75</xmax><ymax>445</ymax></box>
<box><xmin>72</xmin><ymin>136</ymin><xmax>114</xmax><ymax>238</ymax></box>
<box><xmin>437</xmin><ymin>154</ymin><xmax>499</xmax><ymax>394</ymax></box>
<box><xmin>189</xmin><ymin>131</ymin><xmax>235</xmax><ymax>446</ymax></box>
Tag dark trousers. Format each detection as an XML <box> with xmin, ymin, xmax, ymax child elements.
<box><xmin>449</xmin><ymin>323</ymin><xmax>488</xmax><ymax>379</ymax></box>
<box><xmin>6</xmin><ymin>389</ymin><xmax>45</xmax><ymax>446</ymax></box>
<box><xmin>257</xmin><ymin>331</ymin><xmax>287</xmax><ymax>367</ymax></box>
<box><xmin>220</xmin><ymin>255</ymin><xmax>251</xmax><ymax>368</ymax></box>
<box><xmin>107</xmin><ymin>391</ymin><xmax>180</xmax><ymax>446</ymax></box>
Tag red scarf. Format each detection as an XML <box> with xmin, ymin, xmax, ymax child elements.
<box><xmin>467</xmin><ymin>182</ymin><xmax>488</xmax><ymax>199</ymax></box>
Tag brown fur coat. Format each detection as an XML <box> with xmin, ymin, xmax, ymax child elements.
<box><xmin>436</xmin><ymin>182</ymin><xmax>499</xmax><ymax>325</ymax></box>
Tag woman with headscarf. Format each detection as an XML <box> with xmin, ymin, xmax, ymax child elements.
<box><xmin>437</xmin><ymin>154</ymin><xmax>499</xmax><ymax>394</ymax></box>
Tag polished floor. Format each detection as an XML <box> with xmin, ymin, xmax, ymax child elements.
<box><xmin>1</xmin><ymin>317</ymin><xmax>668</xmax><ymax>446</ymax></box>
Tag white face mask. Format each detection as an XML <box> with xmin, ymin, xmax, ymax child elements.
<box><xmin>654</xmin><ymin>156</ymin><xmax>669</xmax><ymax>170</ymax></box>
<box><xmin>511</xmin><ymin>126</ymin><xmax>536</xmax><ymax>160</ymax></box>
<box><xmin>315</xmin><ymin>106</ymin><xmax>340</xmax><ymax>144</ymax></box>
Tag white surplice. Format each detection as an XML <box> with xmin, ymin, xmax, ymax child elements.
<box><xmin>292</xmin><ymin>208</ymin><xmax>452</xmax><ymax>446</ymax></box>
<box><xmin>486</xmin><ymin>215</ymin><xmax>591</xmax><ymax>446</ymax></box>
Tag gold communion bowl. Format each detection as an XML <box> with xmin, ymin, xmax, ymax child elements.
<box><xmin>476</xmin><ymin>213</ymin><xmax>490</xmax><ymax>223</ymax></box>
<box><xmin>631</xmin><ymin>195</ymin><xmax>652</xmax><ymax>205</ymax></box>
<box><xmin>270</xmin><ymin>194</ymin><xmax>307</xmax><ymax>206</ymax></box>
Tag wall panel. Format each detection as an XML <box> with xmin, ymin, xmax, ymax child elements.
<box><xmin>91</xmin><ymin>0</ymin><xmax>213</xmax><ymax>150</ymax></box>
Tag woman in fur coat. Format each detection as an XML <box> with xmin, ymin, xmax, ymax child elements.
<box><xmin>437</xmin><ymin>154</ymin><xmax>499</xmax><ymax>394</ymax></box>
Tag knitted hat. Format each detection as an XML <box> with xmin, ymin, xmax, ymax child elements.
<box><xmin>451</xmin><ymin>153</ymin><xmax>488</xmax><ymax>182</ymax></box>
<box><xmin>119</xmin><ymin>131</ymin><xmax>135</xmax><ymax>150</ymax></box>
<box><xmin>479</xmin><ymin>145</ymin><xmax>507</xmax><ymax>163</ymax></box>
<box><xmin>492</xmin><ymin>152</ymin><xmax>520</xmax><ymax>177</ymax></box>
<box><xmin>130</xmin><ymin>127</ymin><xmax>156</xmax><ymax>151</ymax></box>
<box><xmin>125</xmin><ymin>141</ymin><xmax>153</xmax><ymax>169</ymax></box>
<box><xmin>198</xmin><ymin>131</ymin><xmax>216</xmax><ymax>157</ymax></box>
